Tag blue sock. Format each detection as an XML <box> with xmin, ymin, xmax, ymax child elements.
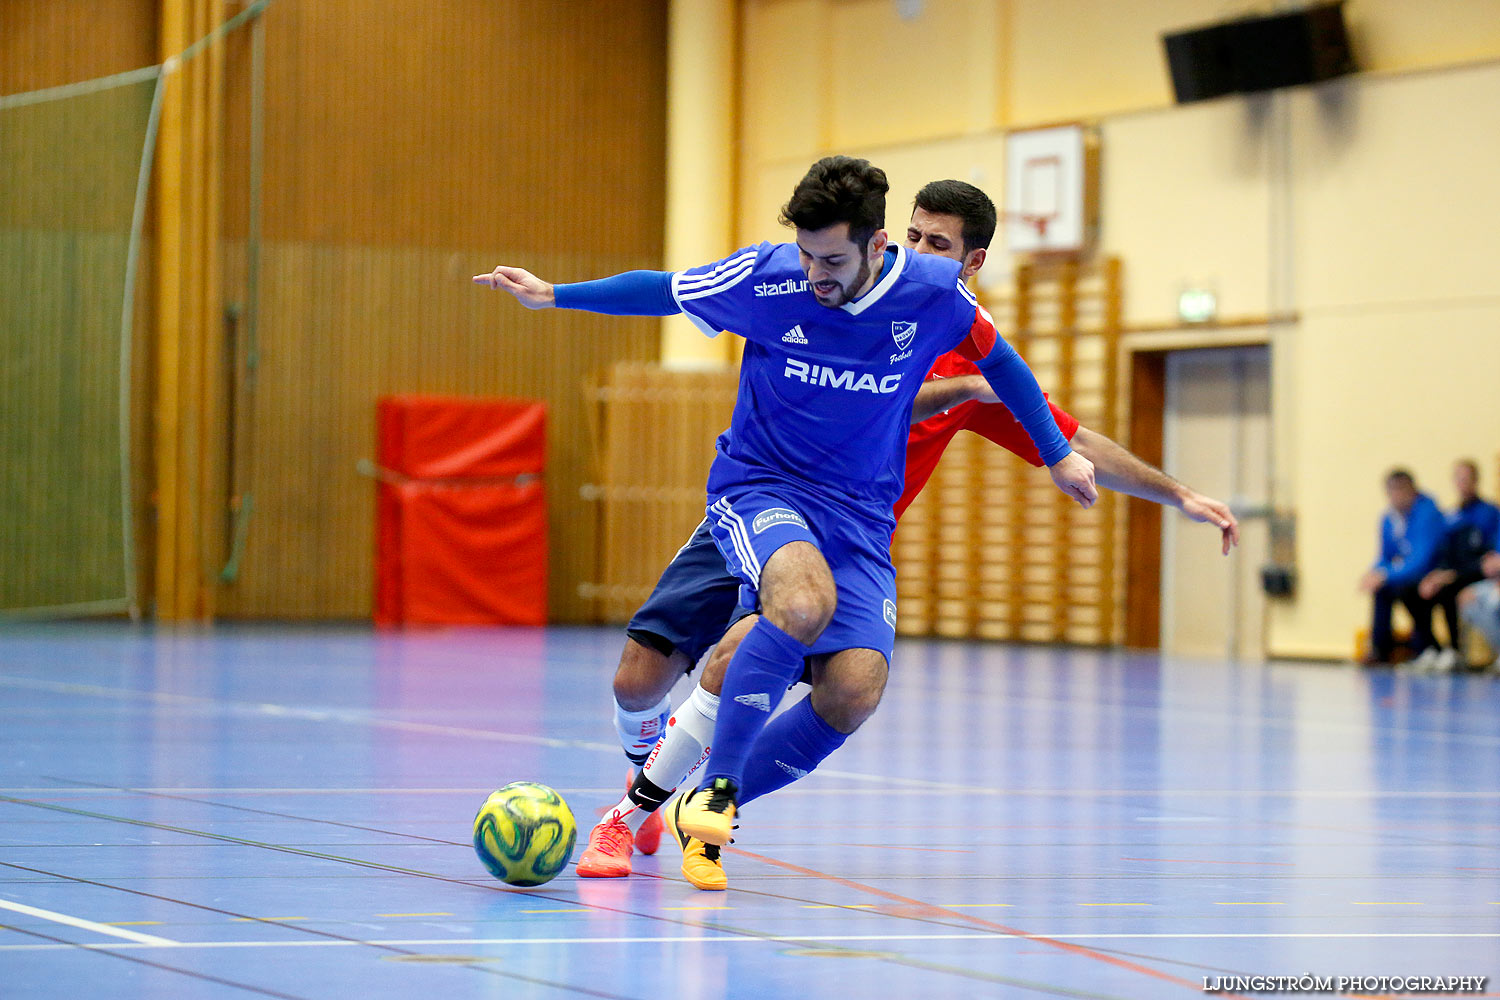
<box><xmin>738</xmin><ymin>695</ymin><xmax>847</xmax><ymax>805</ymax></box>
<box><xmin>699</xmin><ymin>617</ymin><xmax>809</xmax><ymax>789</ymax></box>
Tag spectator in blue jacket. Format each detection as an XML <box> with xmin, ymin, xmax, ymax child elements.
<box><xmin>1358</xmin><ymin>469</ymin><xmax>1446</xmax><ymax>664</ymax></box>
<box><xmin>1415</xmin><ymin>459</ymin><xmax>1500</xmax><ymax>670</ymax></box>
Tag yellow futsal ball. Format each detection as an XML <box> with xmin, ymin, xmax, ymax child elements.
<box><xmin>472</xmin><ymin>781</ymin><xmax>578</xmax><ymax>887</ymax></box>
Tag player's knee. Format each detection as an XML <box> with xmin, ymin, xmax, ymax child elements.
<box><xmin>812</xmin><ymin>670</ymin><xmax>886</xmax><ymax>733</ymax></box>
<box><xmin>702</xmin><ymin>616</ymin><xmax>758</xmax><ymax>695</ymax></box>
<box><xmin>699</xmin><ymin>641</ymin><xmax>735</xmax><ymax>695</ymax></box>
<box><xmin>700</xmin><ymin>645</ymin><xmax>730</xmax><ymax>695</ymax></box>
<box><xmin>613</xmin><ymin>637</ymin><xmax>685</xmax><ymax>710</ymax></box>
<box><xmin>769</xmin><ymin>589</ymin><xmax>835</xmax><ymax>645</ymax></box>
<box><xmin>760</xmin><ymin>542</ymin><xmax>837</xmax><ymax>643</ymax></box>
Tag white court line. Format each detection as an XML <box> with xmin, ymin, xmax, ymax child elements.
<box><xmin>9</xmin><ymin>670</ymin><xmax>1500</xmax><ymax>756</ymax></box>
<box><xmin>1</xmin><ymin>930</ymin><xmax>1497</xmax><ymax>954</ymax></box>
<box><xmin>0</xmin><ymin>898</ymin><xmax>179</xmax><ymax>946</ymax></box>
<box><xmin>4</xmin><ymin>676</ymin><xmax>1500</xmax><ymax>800</ymax></box>
<box><xmin>0</xmin><ymin>676</ymin><xmax>616</xmax><ymax>754</ymax></box>
<box><xmin>5</xmin><ymin>786</ymin><xmax>1500</xmax><ymax>799</ymax></box>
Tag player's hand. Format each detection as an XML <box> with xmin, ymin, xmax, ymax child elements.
<box><xmin>1359</xmin><ymin>568</ymin><xmax>1386</xmax><ymax>594</ymax></box>
<box><xmin>1483</xmin><ymin>551</ymin><xmax>1500</xmax><ymax>579</ymax></box>
<box><xmin>1048</xmin><ymin>451</ymin><xmax>1097</xmax><ymax>508</ymax></box>
<box><xmin>1180</xmin><ymin>492</ymin><xmax>1240</xmax><ymax>555</ymax></box>
<box><xmin>473</xmin><ymin>265</ymin><xmax>556</xmax><ymax>309</ymax></box>
<box><xmin>1418</xmin><ymin>568</ymin><xmax>1456</xmax><ymax>601</ymax></box>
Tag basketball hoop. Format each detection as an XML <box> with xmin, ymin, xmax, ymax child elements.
<box><xmin>1000</xmin><ymin>209</ymin><xmax>1057</xmax><ymax>243</ymax></box>
<box><xmin>1004</xmin><ymin>125</ymin><xmax>1092</xmax><ymax>255</ymax></box>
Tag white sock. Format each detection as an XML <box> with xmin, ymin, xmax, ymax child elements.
<box><xmin>614</xmin><ymin>693</ymin><xmax>672</xmax><ymax>765</ymax></box>
<box><xmin>640</xmin><ymin>684</ymin><xmax>719</xmax><ymax>797</ymax></box>
<box><xmin>623</xmin><ymin>801</ymin><xmax>650</xmax><ymax>833</ymax></box>
<box><xmin>596</xmin><ymin>793</ymin><xmax>666</xmax><ymax>834</ymax></box>
<box><xmin>596</xmin><ymin>793</ymin><xmax>645</xmax><ymax>832</ymax></box>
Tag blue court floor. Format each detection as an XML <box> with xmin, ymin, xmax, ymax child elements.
<box><xmin>1</xmin><ymin>623</ymin><xmax>1497</xmax><ymax>999</ymax></box>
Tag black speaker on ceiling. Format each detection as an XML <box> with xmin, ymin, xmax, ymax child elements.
<box><xmin>1163</xmin><ymin>2</ymin><xmax>1356</xmax><ymax>104</ymax></box>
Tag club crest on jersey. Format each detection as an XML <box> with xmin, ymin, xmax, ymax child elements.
<box><xmin>891</xmin><ymin>320</ymin><xmax>917</xmax><ymax>351</ymax></box>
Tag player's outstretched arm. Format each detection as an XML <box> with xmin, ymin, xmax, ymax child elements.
<box><xmin>473</xmin><ymin>265</ymin><xmax>556</xmax><ymax>308</ymax></box>
<box><xmin>971</xmin><ymin>328</ymin><xmax>1098</xmax><ymax>507</ymax></box>
<box><xmin>909</xmin><ymin>375</ymin><xmax>994</xmax><ymax>424</ymax></box>
<box><xmin>1070</xmin><ymin>426</ymin><xmax>1239</xmax><ymax>555</ymax></box>
<box><xmin>474</xmin><ymin>267</ymin><xmax>680</xmax><ymax>317</ymax></box>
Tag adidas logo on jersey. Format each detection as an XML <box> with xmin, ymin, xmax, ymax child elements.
<box><xmin>733</xmin><ymin>692</ymin><xmax>772</xmax><ymax>712</ymax></box>
<box><xmin>775</xmin><ymin>760</ymin><xmax>809</xmax><ymax>780</ymax></box>
<box><xmin>781</xmin><ymin>324</ymin><xmax>809</xmax><ymax>345</ymax></box>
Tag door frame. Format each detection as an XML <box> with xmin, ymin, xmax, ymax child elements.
<box><xmin>1121</xmin><ymin>330</ymin><xmax>1272</xmax><ymax>649</ymax></box>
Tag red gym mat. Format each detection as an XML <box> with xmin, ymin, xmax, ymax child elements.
<box><xmin>374</xmin><ymin>395</ymin><xmax>547</xmax><ymax>626</ymax></box>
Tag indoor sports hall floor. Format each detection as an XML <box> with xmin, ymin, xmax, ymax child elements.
<box><xmin>1</xmin><ymin>623</ymin><xmax>1497</xmax><ymax>1000</ymax></box>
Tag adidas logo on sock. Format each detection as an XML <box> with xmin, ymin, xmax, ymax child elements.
<box><xmin>733</xmin><ymin>691</ymin><xmax>772</xmax><ymax>712</ymax></box>
<box><xmin>781</xmin><ymin>324</ymin><xmax>808</xmax><ymax>345</ymax></box>
<box><xmin>775</xmin><ymin>760</ymin><xmax>809</xmax><ymax>779</ymax></box>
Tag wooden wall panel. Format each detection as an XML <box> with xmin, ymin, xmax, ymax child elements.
<box><xmin>0</xmin><ymin>1</ymin><xmax>157</xmax><ymax>95</ymax></box>
<box><xmin>894</xmin><ymin>260</ymin><xmax>1126</xmax><ymax>645</ymax></box>
<box><xmin>209</xmin><ymin>1</ymin><xmax>668</xmax><ymax>621</ymax></box>
<box><xmin>589</xmin><ymin>364</ymin><xmax>738</xmax><ymax>623</ymax></box>
<box><xmin>214</xmin><ymin>244</ymin><xmax>662</xmax><ymax>620</ymax></box>
<box><xmin>256</xmin><ymin>0</ymin><xmax>667</xmax><ymax>251</ymax></box>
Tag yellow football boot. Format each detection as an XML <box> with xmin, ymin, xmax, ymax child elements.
<box><xmin>664</xmin><ymin>792</ymin><xmax>728</xmax><ymax>891</ymax></box>
<box><xmin>673</xmin><ymin>778</ymin><xmax>738</xmax><ymax>847</ymax></box>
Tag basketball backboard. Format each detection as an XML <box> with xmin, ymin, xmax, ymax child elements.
<box><xmin>1003</xmin><ymin>123</ymin><xmax>1097</xmax><ymax>255</ymax></box>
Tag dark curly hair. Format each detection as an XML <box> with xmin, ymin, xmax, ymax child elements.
<box><xmin>913</xmin><ymin>179</ymin><xmax>997</xmax><ymax>254</ymax></box>
<box><xmin>779</xmin><ymin>156</ymin><xmax>889</xmax><ymax>249</ymax></box>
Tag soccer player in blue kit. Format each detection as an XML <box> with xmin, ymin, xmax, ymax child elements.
<box><xmin>475</xmin><ymin>156</ymin><xmax>1097</xmax><ymax>853</ymax></box>
<box><xmin>563</xmin><ymin>180</ymin><xmax>1238</xmax><ymax>889</ymax></box>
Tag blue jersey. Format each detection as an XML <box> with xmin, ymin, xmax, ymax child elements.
<box><xmin>1375</xmin><ymin>492</ymin><xmax>1446</xmax><ymax>588</ymax></box>
<box><xmin>669</xmin><ymin>242</ymin><xmax>1068</xmax><ymax>525</ymax></box>
<box><xmin>1441</xmin><ymin>497</ymin><xmax>1500</xmax><ymax>572</ymax></box>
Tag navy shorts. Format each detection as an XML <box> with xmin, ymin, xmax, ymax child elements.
<box><xmin>624</xmin><ymin>519</ymin><xmax>819</xmax><ymax>685</ymax></box>
<box><xmin>706</xmin><ymin>484</ymin><xmax>897</xmax><ymax>664</ymax></box>
<box><xmin>625</xmin><ymin>518</ymin><xmax>743</xmax><ymax>667</ymax></box>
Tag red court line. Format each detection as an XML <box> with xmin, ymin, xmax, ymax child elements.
<box><xmin>1121</xmin><ymin>857</ymin><xmax>1294</xmax><ymax>866</ymax></box>
<box><xmin>726</xmin><ymin>846</ymin><xmax>1241</xmax><ymax>997</ymax></box>
<box><xmin>848</xmin><ymin>844</ymin><xmax>976</xmax><ymax>854</ymax></box>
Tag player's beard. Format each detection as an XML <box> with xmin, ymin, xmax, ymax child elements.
<box><xmin>812</xmin><ymin>256</ymin><xmax>872</xmax><ymax>309</ymax></box>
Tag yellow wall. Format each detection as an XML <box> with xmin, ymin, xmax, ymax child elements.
<box><xmin>737</xmin><ymin>0</ymin><xmax>1500</xmax><ymax>244</ymax></box>
<box><xmin>720</xmin><ymin>0</ymin><xmax>1500</xmax><ymax>658</ymax></box>
<box><xmin>662</xmin><ymin>0</ymin><xmax>739</xmax><ymax>368</ymax></box>
<box><xmin>1106</xmin><ymin>62</ymin><xmax>1500</xmax><ymax>657</ymax></box>
<box><xmin>1275</xmin><ymin>62</ymin><xmax>1500</xmax><ymax>657</ymax></box>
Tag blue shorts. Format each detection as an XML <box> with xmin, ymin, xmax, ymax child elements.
<box><xmin>625</xmin><ymin>519</ymin><xmax>743</xmax><ymax>667</ymax></box>
<box><xmin>706</xmin><ymin>485</ymin><xmax>898</xmax><ymax>664</ymax></box>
